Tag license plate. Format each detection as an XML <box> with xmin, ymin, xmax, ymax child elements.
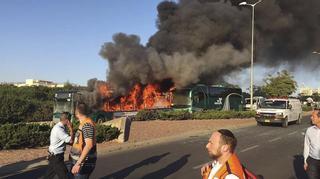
<box><xmin>265</xmin><ymin>120</ymin><xmax>270</xmax><ymax>122</ymax></box>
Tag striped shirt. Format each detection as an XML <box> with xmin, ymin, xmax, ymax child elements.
<box><xmin>83</xmin><ymin>123</ymin><xmax>94</xmax><ymax>140</ymax></box>
<box><xmin>304</xmin><ymin>125</ymin><xmax>320</xmax><ymax>164</ymax></box>
<box><xmin>82</xmin><ymin>123</ymin><xmax>97</xmax><ymax>167</ymax></box>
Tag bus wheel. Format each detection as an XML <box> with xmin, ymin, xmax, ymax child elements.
<box><xmin>282</xmin><ymin>118</ymin><xmax>288</xmax><ymax>128</ymax></box>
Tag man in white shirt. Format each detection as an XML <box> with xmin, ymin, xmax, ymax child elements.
<box><xmin>201</xmin><ymin>129</ymin><xmax>245</xmax><ymax>179</ymax></box>
<box><xmin>45</xmin><ymin>112</ymin><xmax>74</xmax><ymax>179</ymax></box>
<box><xmin>304</xmin><ymin>109</ymin><xmax>320</xmax><ymax>179</ymax></box>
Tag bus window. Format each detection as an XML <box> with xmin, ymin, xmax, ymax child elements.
<box><xmin>172</xmin><ymin>89</ymin><xmax>191</xmax><ymax>108</ymax></box>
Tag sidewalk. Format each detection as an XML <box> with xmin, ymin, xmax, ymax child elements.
<box><xmin>0</xmin><ymin>118</ymin><xmax>255</xmax><ymax>167</ymax></box>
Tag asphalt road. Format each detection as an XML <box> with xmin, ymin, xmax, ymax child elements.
<box><xmin>4</xmin><ymin>115</ymin><xmax>311</xmax><ymax>179</ymax></box>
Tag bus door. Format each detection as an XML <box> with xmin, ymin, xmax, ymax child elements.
<box><xmin>191</xmin><ymin>86</ymin><xmax>207</xmax><ymax>110</ymax></box>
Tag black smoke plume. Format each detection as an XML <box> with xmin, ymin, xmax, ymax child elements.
<box><xmin>76</xmin><ymin>78</ymin><xmax>107</xmax><ymax>110</ymax></box>
<box><xmin>99</xmin><ymin>0</ymin><xmax>320</xmax><ymax>95</ymax></box>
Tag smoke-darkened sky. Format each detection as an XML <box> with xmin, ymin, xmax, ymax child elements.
<box><xmin>1</xmin><ymin>0</ymin><xmax>319</xmax><ymax>92</ymax></box>
<box><xmin>100</xmin><ymin>0</ymin><xmax>320</xmax><ymax>94</ymax></box>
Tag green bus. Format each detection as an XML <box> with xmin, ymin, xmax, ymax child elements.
<box><xmin>171</xmin><ymin>85</ymin><xmax>243</xmax><ymax>112</ymax></box>
<box><xmin>53</xmin><ymin>91</ymin><xmax>113</xmax><ymax>123</ymax></box>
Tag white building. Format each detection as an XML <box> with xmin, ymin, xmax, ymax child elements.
<box><xmin>299</xmin><ymin>86</ymin><xmax>320</xmax><ymax>96</ymax></box>
<box><xmin>14</xmin><ymin>79</ymin><xmax>65</xmax><ymax>88</ymax></box>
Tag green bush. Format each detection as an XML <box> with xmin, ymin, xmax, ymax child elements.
<box><xmin>0</xmin><ymin>122</ymin><xmax>120</xmax><ymax>150</ymax></box>
<box><xmin>96</xmin><ymin>125</ymin><xmax>120</xmax><ymax>143</ymax></box>
<box><xmin>192</xmin><ymin>110</ymin><xmax>256</xmax><ymax>119</ymax></box>
<box><xmin>135</xmin><ymin>110</ymin><xmax>160</xmax><ymax>121</ymax></box>
<box><xmin>302</xmin><ymin>105</ymin><xmax>313</xmax><ymax>111</ymax></box>
<box><xmin>158</xmin><ymin>110</ymin><xmax>191</xmax><ymax>120</ymax></box>
<box><xmin>135</xmin><ymin>109</ymin><xmax>255</xmax><ymax>121</ymax></box>
<box><xmin>0</xmin><ymin>85</ymin><xmax>56</xmax><ymax>124</ymax></box>
<box><xmin>0</xmin><ymin>123</ymin><xmax>51</xmax><ymax>150</ymax></box>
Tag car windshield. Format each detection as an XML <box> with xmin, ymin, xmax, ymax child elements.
<box><xmin>260</xmin><ymin>100</ymin><xmax>287</xmax><ymax>109</ymax></box>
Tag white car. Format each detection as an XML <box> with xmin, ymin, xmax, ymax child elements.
<box><xmin>255</xmin><ymin>98</ymin><xmax>302</xmax><ymax>127</ymax></box>
<box><xmin>244</xmin><ymin>96</ymin><xmax>264</xmax><ymax>111</ymax></box>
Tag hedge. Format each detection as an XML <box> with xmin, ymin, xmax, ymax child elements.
<box><xmin>96</xmin><ymin>125</ymin><xmax>121</xmax><ymax>143</ymax></box>
<box><xmin>134</xmin><ymin>110</ymin><xmax>256</xmax><ymax>121</ymax></box>
<box><xmin>0</xmin><ymin>123</ymin><xmax>120</xmax><ymax>150</ymax></box>
<box><xmin>158</xmin><ymin>110</ymin><xmax>192</xmax><ymax>120</ymax></box>
<box><xmin>134</xmin><ymin>110</ymin><xmax>160</xmax><ymax>121</ymax></box>
<box><xmin>0</xmin><ymin>85</ymin><xmax>80</xmax><ymax>124</ymax></box>
<box><xmin>0</xmin><ymin>123</ymin><xmax>51</xmax><ymax>150</ymax></box>
<box><xmin>192</xmin><ymin>110</ymin><xmax>256</xmax><ymax>119</ymax></box>
<box><xmin>302</xmin><ymin>105</ymin><xmax>313</xmax><ymax>111</ymax></box>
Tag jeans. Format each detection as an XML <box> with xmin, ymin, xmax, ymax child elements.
<box><xmin>44</xmin><ymin>153</ymin><xmax>68</xmax><ymax>179</ymax></box>
<box><xmin>306</xmin><ymin>157</ymin><xmax>320</xmax><ymax>179</ymax></box>
<box><xmin>66</xmin><ymin>161</ymin><xmax>95</xmax><ymax>179</ymax></box>
<box><xmin>72</xmin><ymin>173</ymin><xmax>91</xmax><ymax>179</ymax></box>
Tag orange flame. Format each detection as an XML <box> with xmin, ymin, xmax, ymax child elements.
<box><xmin>98</xmin><ymin>83</ymin><xmax>112</xmax><ymax>98</ymax></box>
<box><xmin>99</xmin><ymin>82</ymin><xmax>173</xmax><ymax>111</ymax></box>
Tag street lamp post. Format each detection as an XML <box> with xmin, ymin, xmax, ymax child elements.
<box><xmin>239</xmin><ymin>0</ymin><xmax>262</xmax><ymax>110</ymax></box>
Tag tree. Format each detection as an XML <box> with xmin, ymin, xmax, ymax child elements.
<box><xmin>253</xmin><ymin>85</ymin><xmax>266</xmax><ymax>97</ymax></box>
<box><xmin>262</xmin><ymin>70</ymin><xmax>297</xmax><ymax>97</ymax></box>
<box><xmin>64</xmin><ymin>81</ymin><xmax>74</xmax><ymax>90</ymax></box>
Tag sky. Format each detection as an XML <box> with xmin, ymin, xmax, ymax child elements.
<box><xmin>0</xmin><ymin>0</ymin><xmax>319</xmax><ymax>91</ymax></box>
<box><xmin>0</xmin><ymin>0</ymin><xmax>163</xmax><ymax>86</ymax></box>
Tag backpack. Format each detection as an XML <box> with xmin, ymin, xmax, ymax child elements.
<box><xmin>226</xmin><ymin>162</ymin><xmax>264</xmax><ymax>179</ymax></box>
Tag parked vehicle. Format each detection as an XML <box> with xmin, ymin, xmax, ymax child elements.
<box><xmin>255</xmin><ymin>98</ymin><xmax>302</xmax><ymax>127</ymax></box>
<box><xmin>244</xmin><ymin>96</ymin><xmax>265</xmax><ymax>111</ymax></box>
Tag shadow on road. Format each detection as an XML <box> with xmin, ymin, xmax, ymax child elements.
<box><xmin>0</xmin><ymin>156</ymin><xmax>47</xmax><ymax>178</ymax></box>
<box><xmin>101</xmin><ymin>152</ymin><xmax>170</xmax><ymax>179</ymax></box>
<box><xmin>1</xmin><ymin>166</ymin><xmax>46</xmax><ymax>179</ymax></box>
<box><xmin>293</xmin><ymin>155</ymin><xmax>308</xmax><ymax>179</ymax></box>
<box><xmin>141</xmin><ymin>154</ymin><xmax>191</xmax><ymax>179</ymax></box>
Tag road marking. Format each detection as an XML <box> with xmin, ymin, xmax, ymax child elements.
<box><xmin>288</xmin><ymin>131</ymin><xmax>298</xmax><ymax>135</ymax></box>
<box><xmin>240</xmin><ymin>145</ymin><xmax>259</xmax><ymax>153</ymax></box>
<box><xmin>193</xmin><ymin>162</ymin><xmax>210</xmax><ymax>169</ymax></box>
<box><xmin>268</xmin><ymin>137</ymin><xmax>282</xmax><ymax>142</ymax></box>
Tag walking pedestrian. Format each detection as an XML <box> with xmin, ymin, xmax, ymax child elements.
<box><xmin>304</xmin><ymin>109</ymin><xmax>320</xmax><ymax>179</ymax></box>
<box><xmin>69</xmin><ymin>103</ymin><xmax>97</xmax><ymax>179</ymax></box>
<box><xmin>45</xmin><ymin>112</ymin><xmax>74</xmax><ymax>179</ymax></box>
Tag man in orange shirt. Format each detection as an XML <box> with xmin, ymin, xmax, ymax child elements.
<box><xmin>69</xmin><ymin>103</ymin><xmax>97</xmax><ymax>179</ymax></box>
<box><xmin>201</xmin><ymin>129</ymin><xmax>245</xmax><ymax>179</ymax></box>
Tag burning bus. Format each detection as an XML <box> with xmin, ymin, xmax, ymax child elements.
<box><xmin>172</xmin><ymin>84</ymin><xmax>243</xmax><ymax>112</ymax></box>
<box><xmin>52</xmin><ymin>84</ymin><xmax>243</xmax><ymax>123</ymax></box>
<box><xmin>52</xmin><ymin>90</ymin><xmax>113</xmax><ymax>123</ymax></box>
